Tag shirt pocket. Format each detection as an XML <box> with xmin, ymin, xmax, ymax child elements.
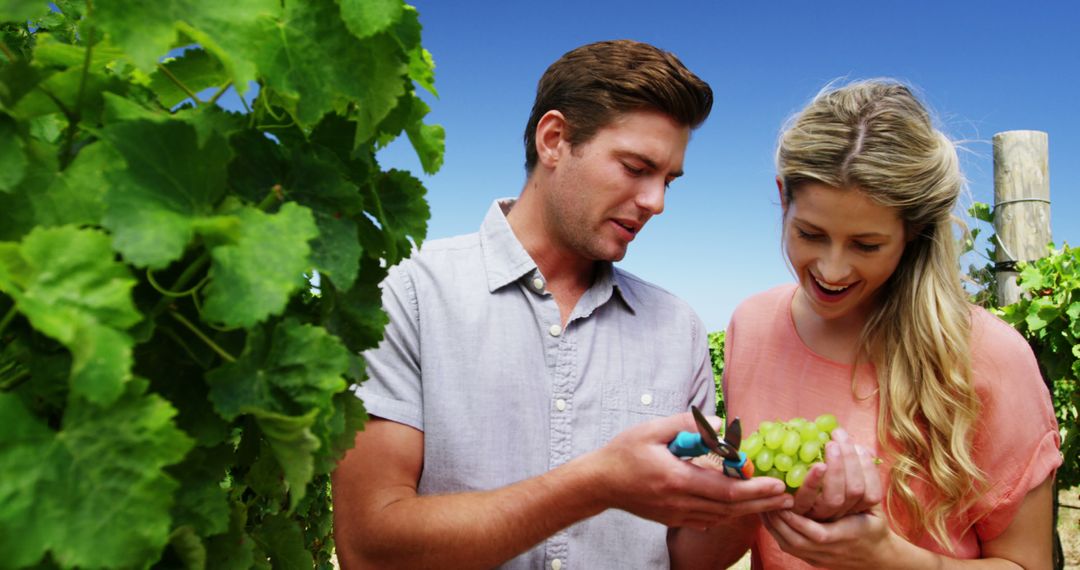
<box><xmin>600</xmin><ymin>382</ymin><xmax>685</xmax><ymax>445</ymax></box>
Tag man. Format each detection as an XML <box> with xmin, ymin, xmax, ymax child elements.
<box><xmin>332</xmin><ymin>40</ymin><xmax>792</xmax><ymax>569</ymax></box>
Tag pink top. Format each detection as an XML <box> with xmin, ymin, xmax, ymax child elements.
<box><xmin>724</xmin><ymin>285</ymin><xmax>1061</xmax><ymax>568</ymax></box>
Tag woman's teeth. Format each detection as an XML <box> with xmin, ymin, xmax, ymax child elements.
<box><xmin>814</xmin><ymin>276</ymin><xmax>850</xmax><ymax>293</ymax></box>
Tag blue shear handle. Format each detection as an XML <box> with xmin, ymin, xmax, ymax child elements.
<box><xmin>668</xmin><ymin>431</ymin><xmax>710</xmax><ymax>457</ymax></box>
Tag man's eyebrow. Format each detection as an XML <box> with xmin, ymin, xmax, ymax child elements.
<box><xmin>622</xmin><ymin>151</ymin><xmax>683</xmax><ymax>178</ymax></box>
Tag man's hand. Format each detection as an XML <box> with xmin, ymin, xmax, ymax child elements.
<box><xmin>589</xmin><ymin>412</ymin><xmax>794</xmax><ymax>529</ymax></box>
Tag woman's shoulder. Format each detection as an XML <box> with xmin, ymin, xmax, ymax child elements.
<box><xmin>731</xmin><ymin>283</ymin><xmax>798</xmax><ymax>321</ymax></box>
<box><xmin>968</xmin><ymin>304</ymin><xmax>1033</xmax><ymax>357</ymax></box>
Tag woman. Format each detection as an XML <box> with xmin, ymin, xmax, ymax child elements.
<box><xmin>722</xmin><ymin>80</ymin><xmax>1061</xmax><ymax>568</ymax></box>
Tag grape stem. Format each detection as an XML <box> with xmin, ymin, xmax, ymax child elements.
<box><xmin>169</xmin><ymin>310</ymin><xmax>236</xmax><ymax>363</ymax></box>
<box><xmin>0</xmin><ymin>306</ymin><xmax>16</xmax><ymax>337</ymax></box>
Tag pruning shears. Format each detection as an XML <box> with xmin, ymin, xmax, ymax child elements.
<box><xmin>668</xmin><ymin>405</ymin><xmax>754</xmax><ymax>480</ymax></box>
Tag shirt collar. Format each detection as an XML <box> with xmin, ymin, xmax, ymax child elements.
<box><xmin>479</xmin><ymin>199</ymin><xmax>538</xmax><ymax>292</ymax></box>
<box><xmin>478</xmin><ymin>198</ymin><xmax>638</xmax><ymax>314</ymax></box>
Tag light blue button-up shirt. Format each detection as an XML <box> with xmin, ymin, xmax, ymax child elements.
<box><xmin>355</xmin><ymin>199</ymin><xmax>715</xmax><ymax>569</ymax></box>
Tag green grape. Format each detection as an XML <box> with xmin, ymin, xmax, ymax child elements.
<box><xmin>798</xmin><ymin>440</ymin><xmax>821</xmax><ymax>464</ymax></box>
<box><xmin>755</xmin><ymin>449</ymin><xmax>775</xmax><ymax>471</ymax></box>
<box><xmin>773</xmin><ymin>453</ymin><xmax>794</xmax><ymax>472</ymax></box>
<box><xmin>786</xmin><ymin>462</ymin><xmax>809</xmax><ymax>488</ymax></box>
<box><xmin>798</xmin><ymin>423</ymin><xmax>821</xmax><ymax>443</ymax></box>
<box><xmin>787</xmin><ymin>417</ymin><xmax>808</xmax><ymax>429</ymax></box>
<box><xmin>764</xmin><ymin>426</ymin><xmax>785</xmax><ymax>450</ymax></box>
<box><xmin>814</xmin><ymin>413</ymin><xmax>839</xmax><ymax>433</ymax></box>
<box><xmin>763</xmin><ymin>468</ymin><xmax>784</xmax><ymax>481</ymax></box>
<box><xmin>780</xmin><ymin>430</ymin><xmax>801</xmax><ymax>456</ymax></box>
<box><xmin>758</xmin><ymin>420</ymin><xmax>777</xmax><ymax>433</ymax></box>
<box><xmin>817</xmin><ymin>430</ymin><xmax>831</xmax><ymax>444</ymax></box>
<box><xmin>742</xmin><ymin>433</ymin><xmax>763</xmax><ymax>459</ymax></box>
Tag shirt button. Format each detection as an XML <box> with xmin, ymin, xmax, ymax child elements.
<box><xmin>555</xmin><ymin>398</ymin><xmax>567</xmax><ymax>411</ymax></box>
<box><xmin>551</xmin><ymin>559</ymin><xmax>562</xmax><ymax>570</ymax></box>
<box><xmin>640</xmin><ymin>393</ymin><xmax>653</xmax><ymax>406</ymax></box>
<box><xmin>548</xmin><ymin>324</ymin><xmax>562</xmax><ymax>337</ymax></box>
<box><xmin>532</xmin><ymin>277</ymin><xmax>544</xmax><ymax>291</ymax></box>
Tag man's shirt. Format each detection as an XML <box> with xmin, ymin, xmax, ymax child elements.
<box><xmin>355</xmin><ymin>199</ymin><xmax>714</xmax><ymax>569</ymax></box>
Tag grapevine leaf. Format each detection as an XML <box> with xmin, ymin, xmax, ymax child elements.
<box><xmin>0</xmin><ymin>382</ymin><xmax>193</xmax><ymax>568</ymax></box>
<box><xmin>313</xmin><ymin>389</ymin><xmax>368</xmax><ymax>474</ymax></box>
<box><xmin>322</xmin><ymin>257</ymin><xmax>388</xmax><ymax>353</ymax></box>
<box><xmin>311</xmin><ymin>211</ymin><xmax>362</xmax><ymax>291</ymax></box>
<box><xmin>0</xmin><ymin>226</ymin><xmax>140</xmax><ymax>405</ymax></box>
<box><xmin>206</xmin><ymin>318</ymin><xmax>349</xmax><ymax>419</ymax></box>
<box><xmin>204</xmin><ymin>504</ymin><xmax>256</xmax><ymax>570</ymax></box>
<box><xmin>100</xmin><ymin>119</ymin><xmax>231</xmax><ymax>269</ymax></box>
<box><xmin>406</xmin><ymin>120</ymin><xmax>445</xmax><ymax>175</ymax></box>
<box><xmin>200</xmin><ymin>203</ymin><xmax>317</xmax><ymax>328</ymax></box>
<box><xmin>0</xmin><ymin>0</ymin><xmax>47</xmax><ymax>22</ymax></box>
<box><xmin>255</xmin><ymin>409</ymin><xmax>320</xmax><ymax>511</ymax></box>
<box><xmin>408</xmin><ymin>46</ymin><xmax>437</xmax><ymax>97</ymax></box>
<box><xmin>151</xmin><ymin>47</ymin><xmax>229</xmax><ymax>109</ymax></box>
<box><xmin>168</xmin><ymin>446</ymin><xmax>232</xmax><ymax>537</ymax></box>
<box><xmin>252</xmin><ymin>514</ymin><xmax>312</xmax><ymax>569</ymax></box>
<box><xmin>363</xmin><ymin>168</ymin><xmax>428</xmax><ymax>264</ymax></box>
<box><xmin>0</xmin><ymin>114</ymin><xmax>27</xmax><ymax>192</ymax></box>
<box><xmin>168</xmin><ymin>525</ymin><xmax>208</xmax><ymax>570</ymax></box>
<box><xmin>253</xmin><ymin>0</ymin><xmax>406</xmax><ymax>133</ymax></box>
<box><xmin>29</xmin><ymin>141</ymin><xmax>113</xmax><ymax>228</ymax></box>
<box><xmin>336</xmin><ymin>0</ymin><xmax>403</xmax><ymax>40</ymax></box>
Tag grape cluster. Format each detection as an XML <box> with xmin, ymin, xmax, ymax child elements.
<box><xmin>740</xmin><ymin>414</ymin><xmax>839</xmax><ymax>490</ymax></box>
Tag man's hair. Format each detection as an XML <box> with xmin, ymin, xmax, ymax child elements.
<box><xmin>523</xmin><ymin>39</ymin><xmax>713</xmax><ymax>173</ymax></box>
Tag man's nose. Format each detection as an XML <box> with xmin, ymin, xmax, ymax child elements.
<box><xmin>636</xmin><ymin>180</ymin><xmax>665</xmax><ymax>216</ymax></box>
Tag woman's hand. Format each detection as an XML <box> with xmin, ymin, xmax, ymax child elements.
<box><xmin>762</xmin><ymin>506</ymin><xmax>900</xmax><ymax>569</ymax></box>
<box><xmin>790</xmin><ymin>428</ymin><xmax>883</xmax><ymax>521</ymax></box>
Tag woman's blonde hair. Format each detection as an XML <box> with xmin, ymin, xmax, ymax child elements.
<box><xmin>776</xmin><ymin>79</ymin><xmax>981</xmax><ymax>550</ymax></box>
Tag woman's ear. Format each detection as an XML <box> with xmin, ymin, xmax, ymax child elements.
<box><xmin>535</xmin><ymin>110</ymin><xmax>568</xmax><ymax>168</ymax></box>
<box><xmin>776</xmin><ymin>176</ymin><xmax>788</xmax><ymax>211</ymax></box>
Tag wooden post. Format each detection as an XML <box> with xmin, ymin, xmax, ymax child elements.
<box><xmin>993</xmin><ymin>130</ymin><xmax>1051</xmax><ymax>305</ymax></box>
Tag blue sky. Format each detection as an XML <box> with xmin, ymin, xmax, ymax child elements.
<box><xmin>378</xmin><ymin>1</ymin><xmax>1080</xmax><ymax>332</ymax></box>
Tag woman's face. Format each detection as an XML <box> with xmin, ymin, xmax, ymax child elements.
<box><xmin>783</xmin><ymin>182</ymin><xmax>908</xmax><ymax>324</ymax></box>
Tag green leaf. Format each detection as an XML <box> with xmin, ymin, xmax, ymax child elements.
<box><xmin>313</xmin><ymin>389</ymin><xmax>367</xmax><ymax>474</ymax></box>
<box><xmin>0</xmin><ymin>383</ymin><xmax>193</xmax><ymax>568</ymax></box>
<box><xmin>252</xmin><ymin>514</ymin><xmax>313</xmax><ymax>569</ymax></box>
<box><xmin>322</xmin><ymin>257</ymin><xmax>388</xmax><ymax>353</ymax></box>
<box><xmin>311</xmin><ymin>211</ymin><xmax>362</xmax><ymax>291</ymax></box>
<box><xmin>1026</xmin><ymin>297</ymin><xmax>1062</xmax><ymax>331</ymax></box>
<box><xmin>169</xmin><ymin>446</ymin><xmax>232</xmax><ymax>537</ymax></box>
<box><xmin>151</xmin><ymin>47</ymin><xmax>230</xmax><ymax>108</ymax></box>
<box><xmin>29</xmin><ymin>141</ymin><xmax>113</xmax><ymax>228</ymax></box>
<box><xmin>201</xmin><ymin>203</ymin><xmax>318</xmax><ymax>328</ymax></box>
<box><xmin>968</xmin><ymin>201</ymin><xmax>993</xmax><ymax>223</ymax></box>
<box><xmin>406</xmin><ymin>121</ymin><xmax>445</xmax><ymax>175</ymax></box>
<box><xmin>0</xmin><ymin>114</ymin><xmax>27</xmax><ymax>192</ymax></box>
<box><xmin>256</xmin><ymin>409</ymin><xmax>320</xmax><ymax>511</ymax></box>
<box><xmin>336</xmin><ymin>0</ymin><xmax>403</xmax><ymax>39</ymax></box>
<box><xmin>0</xmin><ymin>0</ymin><xmax>47</xmax><ymax>22</ymax></box>
<box><xmin>1017</xmin><ymin>263</ymin><xmax>1045</xmax><ymax>291</ymax></box>
<box><xmin>364</xmin><ymin>168</ymin><xmax>429</xmax><ymax>264</ymax></box>
<box><xmin>207</xmin><ymin>318</ymin><xmax>349</xmax><ymax>419</ymax></box>
<box><xmin>254</xmin><ymin>0</ymin><xmax>407</xmax><ymax>132</ymax></box>
<box><xmin>167</xmin><ymin>525</ymin><xmax>208</xmax><ymax>570</ymax></box>
<box><xmin>0</xmin><ymin>226</ymin><xmax>140</xmax><ymax>404</ymax></box>
<box><xmin>101</xmin><ymin>119</ymin><xmax>231</xmax><ymax>269</ymax></box>
<box><xmin>204</xmin><ymin>504</ymin><xmax>256</xmax><ymax>570</ymax></box>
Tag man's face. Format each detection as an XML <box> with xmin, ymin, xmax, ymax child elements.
<box><xmin>544</xmin><ymin>109</ymin><xmax>690</xmax><ymax>262</ymax></box>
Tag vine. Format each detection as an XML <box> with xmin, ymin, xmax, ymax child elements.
<box><xmin>0</xmin><ymin>1</ymin><xmax>443</xmax><ymax>568</ymax></box>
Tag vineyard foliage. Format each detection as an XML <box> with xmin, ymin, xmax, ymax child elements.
<box><xmin>0</xmin><ymin>1</ymin><xmax>441</xmax><ymax>568</ymax></box>
<box><xmin>995</xmin><ymin>244</ymin><xmax>1080</xmax><ymax>488</ymax></box>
